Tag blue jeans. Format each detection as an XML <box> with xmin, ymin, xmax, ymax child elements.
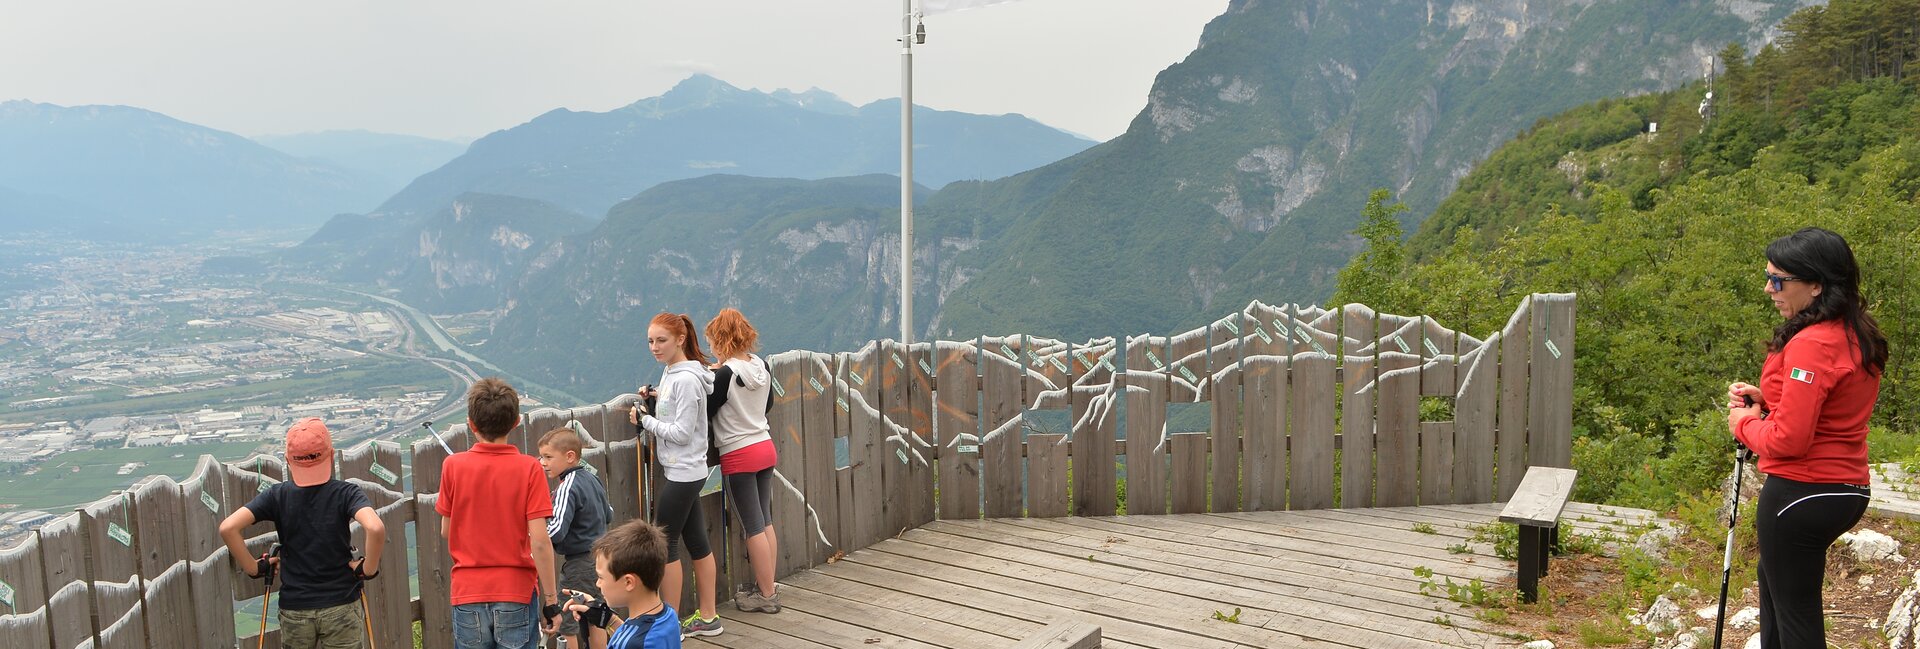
<box><xmin>452</xmin><ymin>591</ymin><xmax>539</xmax><ymax>649</ymax></box>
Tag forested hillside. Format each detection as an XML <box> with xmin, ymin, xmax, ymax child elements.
<box><xmin>1334</xmin><ymin>0</ymin><xmax>1920</xmax><ymax>505</ymax></box>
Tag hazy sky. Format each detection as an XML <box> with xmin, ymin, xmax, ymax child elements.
<box><xmin>2</xmin><ymin>1</ymin><xmax>1229</xmax><ymax>142</ymax></box>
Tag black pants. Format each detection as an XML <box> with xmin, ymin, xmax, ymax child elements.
<box><xmin>656</xmin><ymin>477</ymin><xmax>712</xmax><ymax>562</ymax></box>
<box><xmin>726</xmin><ymin>468</ymin><xmax>775</xmax><ymax>536</ymax></box>
<box><xmin>1754</xmin><ymin>475</ymin><xmax>1869</xmax><ymax>649</ymax></box>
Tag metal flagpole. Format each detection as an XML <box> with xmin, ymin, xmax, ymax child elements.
<box><xmin>900</xmin><ymin>0</ymin><xmax>918</xmax><ymax>344</ymax></box>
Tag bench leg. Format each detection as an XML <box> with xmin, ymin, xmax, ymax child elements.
<box><xmin>1541</xmin><ymin>525</ymin><xmax>1554</xmax><ymax>577</ymax></box>
<box><xmin>1517</xmin><ymin>525</ymin><xmax>1545</xmax><ymax>603</ymax></box>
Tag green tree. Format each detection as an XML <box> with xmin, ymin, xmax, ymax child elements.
<box><xmin>1331</xmin><ymin>189</ymin><xmax>1414</xmax><ymax>312</ymax></box>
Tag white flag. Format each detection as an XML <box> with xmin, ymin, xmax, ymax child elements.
<box><xmin>920</xmin><ymin>0</ymin><xmax>1029</xmax><ymax>15</ymax></box>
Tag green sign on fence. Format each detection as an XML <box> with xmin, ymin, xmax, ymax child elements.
<box><xmin>107</xmin><ymin>522</ymin><xmax>133</xmax><ymax>547</ymax></box>
<box><xmin>201</xmin><ymin>492</ymin><xmax>220</xmax><ymax>514</ymax></box>
<box><xmin>0</xmin><ymin>577</ymin><xmax>15</xmax><ymax>611</ymax></box>
<box><xmin>369</xmin><ymin>463</ymin><xmax>399</xmax><ymax>486</ymax></box>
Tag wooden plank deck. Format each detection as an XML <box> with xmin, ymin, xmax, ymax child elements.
<box><xmin>688</xmin><ymin>502</ymin><xmax>1659</xmax><ymax>649</ymax></box>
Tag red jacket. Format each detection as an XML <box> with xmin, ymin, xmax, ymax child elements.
<box><xmin>1734</xmin><ymin>320</ymin><xmax>1879</xmax><ymax>485</ymax></box>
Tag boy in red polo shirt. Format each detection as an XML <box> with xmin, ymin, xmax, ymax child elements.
<box><xmin>436</xmin><ymin>378</ymin><xmax>563</xmax><ymax>648</ymax></box>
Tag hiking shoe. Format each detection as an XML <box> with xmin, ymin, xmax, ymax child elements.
<box><xmin>682</xmin><ymin>611</ymin><xmax>723</xmax><ymax>639</ymax></box>
<box><xmin>735</xmin><ymin>586</ymin><xmax>781</xmax><ymax>614</ymax></box>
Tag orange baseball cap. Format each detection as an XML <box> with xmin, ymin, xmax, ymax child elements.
<box><xmin>285</xmin><ymin>418</ymin><xmax>335</xmax><ymax>487</ymax></box>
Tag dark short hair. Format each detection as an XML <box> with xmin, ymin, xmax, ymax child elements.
<box><xmin>594</xmin><ymin>519</ymin><xmax>668</xmax><ymax>591</ymax></box>
<box><xmin>466</xmin><ymin>378</ymin><xmax>520</xmax><ymax>441</ymax></box>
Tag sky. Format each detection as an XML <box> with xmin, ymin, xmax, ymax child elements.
<box><xmin>1</xmin><ymin>1</ymin><xmax>1230</xmax><ymax>143</ymax></box>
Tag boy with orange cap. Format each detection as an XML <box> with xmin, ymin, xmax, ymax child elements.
<box><xmin>219</xmin><ymin>417</ymin><xmax>387</xmax><ymax>648</ymax></box>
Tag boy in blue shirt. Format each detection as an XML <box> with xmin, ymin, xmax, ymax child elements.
<box><xmin>563</xmin><ymin>519</ymin><xmax>679</xmax><ymax>649</ymax></box>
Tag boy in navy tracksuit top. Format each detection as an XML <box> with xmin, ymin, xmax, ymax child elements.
<box><xmin>539</xmin><ymin>425</ymin><xmax>613</xmax><ymax>649</ymax></box>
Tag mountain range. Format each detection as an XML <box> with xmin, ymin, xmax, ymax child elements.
<box><xmin>464</xmin><ymin>0</ymin><xmax>1816</xmax><ymax>396</ymax></box>
<box><xmin>0</xmin><ymin>101</ymin><xmax>389</xmax><ymax>237</ymax></box>
<box><xmin>374</xmin><ymin>74</ymin><xmax>1097</xmax><ymax>218</ymax></box>
<box><xmin>254</xmin><ymin>130</ymin><xmax>468</xmax><ymax>196</ymax></box>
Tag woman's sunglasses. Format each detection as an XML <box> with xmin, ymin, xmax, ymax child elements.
<box><xmin>1766</xmin><ymin>272</ymin><xmax>1803</xmax><ymax>292</ymax></box>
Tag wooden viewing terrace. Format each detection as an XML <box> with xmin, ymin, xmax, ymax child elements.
<box><xmin>1</xmin><ymin>294</ymin><xmax>1586</xmax><ymax>648</ymax></box>
<box><xmin>687</xmin><ymin>502</ymin><xmax>1660</xmax><ymax>649</ymax></box>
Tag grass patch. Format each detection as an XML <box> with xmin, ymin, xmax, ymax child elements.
<box><xmin>0</xmin><ymin>442</ymin><xmax>264</xmax><ymax>510</ymax></box>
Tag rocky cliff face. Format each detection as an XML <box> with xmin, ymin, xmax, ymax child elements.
<box><xmin>481</xmin><ymin>174</ymin><xmax>952</xmax><ymax>394</ymax></box>
<box><xmin>922</xmin><ymin>0</ymin><xmax>1813</xmax><ymax>343</ymax></box>
<box><xmin>294</xmin><ymin>193</ymin><xmax>592</xmax><ymax>313</ymax></box>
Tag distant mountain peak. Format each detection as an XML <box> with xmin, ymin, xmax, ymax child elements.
<box><xmin>769</xmin><ymin>87</ymin><xmax>858</xmax><ymax>115</ymax></box>
<box><xmin>624</xmin><ymin>74</ymin><xmax>761</xmax><ymax>116</ymax></box>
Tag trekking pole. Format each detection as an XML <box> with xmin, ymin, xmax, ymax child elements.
<box><xmin>1712</xmin><ymin>439</ymin><xmax>1754</xmax><ymax>649</ymax></box>
<box><xmin>257</xmin><ymin>543</ymin><xmax>280</xmax><ymax>649</ymax></box>
<box><xmin>719</xmin><ymin>467</ymin><xmax>733</xmax><ymax>599</ymax></box>
<box><xmin>355</xmin><ymin>549</ymin><xmax>376</xmax><ymax>648</ymax></box>
<box><xmin>359</xmin><ymin>591</ymin><xmax>374</xmax><ymax>648</ymax></box>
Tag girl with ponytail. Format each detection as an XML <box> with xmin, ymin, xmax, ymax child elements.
<box><xmin>703</xmin><ymin>308</ymin><xmax>782</xmax><ymax>613</ymax></box>
<box><xmin>627</xmin><ymin>312</ymin><xmax>723</xmax><ymax>638</ymax></box>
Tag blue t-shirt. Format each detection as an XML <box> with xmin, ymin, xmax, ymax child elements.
<box><xmin>608</xmin><ymin>604</ymin><xmax>680</xmax><ymax>649</ymax></box>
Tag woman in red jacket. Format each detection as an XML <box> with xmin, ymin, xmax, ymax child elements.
<box><xmin>1727</xmin><ymin>227</ymin><xmax>1889</xmax><ymax>649</ymax></box>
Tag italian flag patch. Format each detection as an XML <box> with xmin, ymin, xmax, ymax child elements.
<box><xmin>1790</xmin><ymin>368</ymin><xmax>1816</xmax><ymax>384</ymax></box>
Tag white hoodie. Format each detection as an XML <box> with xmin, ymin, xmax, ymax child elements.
<box><xmin>640</xmin><ymin>360</ymin><xmax>715</xmax><ymax>483</ymax></box>
<box><xmin>710</xmin><ymin>354</ymin><xmax>773</xmax><ymax>456</ymax></box>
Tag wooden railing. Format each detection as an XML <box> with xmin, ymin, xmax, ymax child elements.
<box><xmin>0</xmin><ymin>294</ymin><xmax>1574</xmax><ymax>649</ymax></box>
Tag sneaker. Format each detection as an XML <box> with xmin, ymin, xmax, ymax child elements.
<box><xmin>682</xmin><ymin>611</ymin><xmax>724</xmax><ymax>639</ymax></box>
<box><xmin>734</xmin><ymin>586</ymin><xmax>781</xmax><ymax>614</ymax></box>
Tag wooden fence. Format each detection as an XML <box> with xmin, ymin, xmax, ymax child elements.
<box><xmin>0</xmin><ymin>294</ymin><xmax>1573</xmax><ymax>648</ymax></box>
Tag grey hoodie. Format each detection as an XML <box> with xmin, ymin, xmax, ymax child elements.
<box><xmin>640</xmin><ymin>360</ymin><xmax>715</xmax><ymax>483</ymax></box>
<box><xmin>709</xmin><ymin>354</ymin><xmax>774</xmax><ymax>456</ymax></box>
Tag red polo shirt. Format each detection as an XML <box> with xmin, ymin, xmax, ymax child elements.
<box><xmin>1734</xmin><ymin>320</ymin><xmax>1880</xmax><ymax>485</ymax></box>
<box><xmin>435</xmin><ymin>441</ymin><xmax>553</xmax><ymax>605</ymax></box>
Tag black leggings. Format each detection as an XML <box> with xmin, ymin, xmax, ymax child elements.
<box><xmin>655</xmin><ymin>478</ymin><xmax>712</xmax><ymax>563</ymax></box>
<box><xmin>726</xmin><ymin>469</ymin><xmax>775</xmax><ymax>536</ymax></box>
<box><xmin>1754</xmin><ymin>475</ymin><xmax>1870</xmax><ymax>649</ymax></box>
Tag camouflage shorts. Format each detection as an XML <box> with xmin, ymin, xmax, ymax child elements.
<box><xmin>280</xmin><ymin>600</ymin><xmax>366</xmax><ymax>649</ymax></box>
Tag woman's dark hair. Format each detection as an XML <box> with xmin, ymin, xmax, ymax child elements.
<box><xmin>1766</xmin><ymin>227</ymin><xmax>1888</xmax><ymax>375</ymax></box>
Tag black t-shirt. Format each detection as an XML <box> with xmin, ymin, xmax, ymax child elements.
<box><xmin>245</xmin><ymin>479</ymin><xmax>373</xmax><ymax>610</ymax></box>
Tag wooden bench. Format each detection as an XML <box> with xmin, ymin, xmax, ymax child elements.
<box><xmin>1009</xmin><ymin>622</ymin><xmax>1101</xmax><ymax>648</ymax></box>
<box><xmin>1498</xmin><ymin>466</ymin><xmax>1578</xmax><ymax>603</ymax></box>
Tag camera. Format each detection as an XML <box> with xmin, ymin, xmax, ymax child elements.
<box><xmin>637</xmin><ymin>384</ymin><xmax>659</xmax><ymax>417</ymax></box>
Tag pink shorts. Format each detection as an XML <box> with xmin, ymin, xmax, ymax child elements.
<box><xmin>720</xmin><ymin>440</ymin><xmax>777</xmax><ymax>475</ymax></box>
